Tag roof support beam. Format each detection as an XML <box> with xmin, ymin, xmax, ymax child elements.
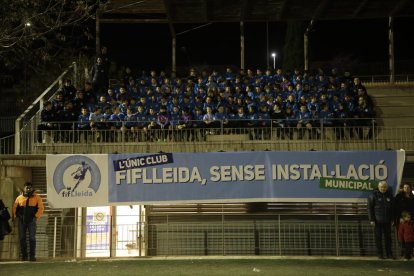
<box><xmin>163</xmin><ymin>0</ymin><xmax>176</xmax><ymax>73</ymax></box>
<box><xmin>352</xmin><ymin>0</ymin><xmax>369</xmax><ymax>18</ymax></box>
<box><xmin>163</xmin><ymin>0</ymin><xmax>176</xmax><ymax>36</ymax></box>
<box><xmin>202</xmin><ymin>0</ymin><xmax>210</xmax><ymax>22</ymax></box>
<box><xmin>100</xmin><ymin>18</ymin><xmax>168</xmax><ymax>23</ymax></box>
<box><xmin>278</xmin><ymin>0</ymin><xmax>290</xmax><ymax>20</ymax></box>
<box><xmin>240</xmin><ymin>0</ymin><xmax>250</xmax><ymax>21</ymax></box>
<box><xmin>311</xmin><ymin>0</ymin><xmax>328</xmax><ymax>20</ymax></box>
<box><xmin>390</xmin><ymin>0</ymin><xmax>408</xmax><ymax>16</ymax></box>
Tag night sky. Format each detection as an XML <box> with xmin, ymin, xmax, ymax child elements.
<box><xmin>101</xmin><ymin>17</ymin><xmax>414</xmax><ymax>74</ymax></box>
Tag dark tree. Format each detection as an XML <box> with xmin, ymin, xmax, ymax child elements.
<box><xmin>0</xmin><ymin>1</ymin><xmax>100</xmax><ymax>115</ymax></box>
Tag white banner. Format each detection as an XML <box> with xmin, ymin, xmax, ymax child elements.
<box><xmin>46</xmin><ymin>154</ymin><xmax>108</xmax><ymax>208</ymax></box>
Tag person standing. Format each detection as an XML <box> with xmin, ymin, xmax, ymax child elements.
<box><xmin>367</xmin><ymin>181</ymin><xmax>395</xmax><ymax>259</ymax></box>
<box><xmin>397</xmin><ymin>211</ymin><xmax>414</xmax><ymax>261</ymax></box>
<box><xmin>394</xmin><ymin>183</ymin><xmax>414</xmax><ymax>257</ymax></box>
<box><xmin>0</xmin><ymin>199</ymin><xmax>12</xmax><ymax>240</ymax></box>
<box><xmin>90</xmin><ymin>56</ymin><xmax>108</xmax><ymax>96</ymax></box>
<box><xmin>12</xmin><ymin>182</ymin><xmax>44</xmax><ymax>261</ymax></box>
<box><xmin>395</xmin><ymin>183</ymin><xmax>414</xmax><ymax>222</ymax></box>
<box><xmin>37</xmin><ymin>101</ymin><xmax>57</xmax><ymax>143</ymax></box>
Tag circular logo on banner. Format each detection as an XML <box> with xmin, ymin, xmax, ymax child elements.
<box><xmin>95</xmin><ymin>212</ymin><xmax>105</xmax><ymax>221</ymax></box>
<box><xmin>53</xmin><ymin>155</ymin><xmax>101</xmax><ymax>198</ymax></box>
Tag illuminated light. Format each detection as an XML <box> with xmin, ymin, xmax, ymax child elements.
<box><xmin>271</xmin><ymin>52</ymin><xmax>277</xmax><ymax>69</ymax></box>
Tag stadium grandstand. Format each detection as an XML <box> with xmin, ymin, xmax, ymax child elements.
<box><xmin>1</xmin><ymin>0</ymin><xmax>414</xmax><ymax>261</ymax></box>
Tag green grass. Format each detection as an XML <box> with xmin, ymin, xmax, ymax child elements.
<box><xmin>1</xmin><ymin>258</ymin><xmax>414</xmax><ymax>276</ymax></box>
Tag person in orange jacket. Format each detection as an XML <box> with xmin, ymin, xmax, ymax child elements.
<box><xmin>12</xmin><ymin>182</ymin><xmax>44</xmax><ymax>261</ymax></box>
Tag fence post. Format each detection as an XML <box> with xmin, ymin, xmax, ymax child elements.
<box><xmin>15</xmin><ymin>119</ymin><xmax>21</xmax><ymax>154</ymax></box>
<box><xmin>110</xmin><ymin>207</ymin><xmax>116</xmax><ymax>258</ymax></box>
<box><xmin>254</xmin><ymin>220</ymin><xmax>260</xmax><ymax>255</ymax></box>
<box><xmin>74</xmin><ymin>208</ymin><xmax>78</xmax><ymax>258</ymax></box>
<box><xmin>166</xmin><ymin>214</ymin><xmax>169</xmax><ymax>256</ymax></box>
<box><xmin>278</xmin><ymin>215</ymin><xmax>282</xmax><ymax>256</ymax></box>
<box><xmin>222</xmin><ymin>205</ymin><xmax>225</xmax><ymax>256</ymax></box>
<box><xmin>372</xmin><ymin>119</ymin><xmax>376</xmax><ymax>150</ymax></box>
<box><xmin>334</xmin><ymin>203</ymin><xmax>340</xmax><ymax>256</ymax></box>
<box><xmin>320</xmin><ymin>120</ymin><xmax>324</xmax><ymax>150</ymax></box>
<box><xmin>72</xmin><ymin>62</ymin><xmax>78</xmax><ymax>87</ymax></box>
<box><xmin>220</xmin><ymin>120</ymin><xmax>224</xmax><ymax>150</ymax></box>
<box><xmin>72</xmin><ymin>122</ymin><xmax>75</xmax><ymax>154</ymax></box>
<box><xmin>121</xmin><ymin>121</ymin><xmax>125</xmax><ymax>153</ymax></box>
<box><xmin>53</xmin><ymin>216</ymin><xmax>58</xmax><ymax>258</ymax></box>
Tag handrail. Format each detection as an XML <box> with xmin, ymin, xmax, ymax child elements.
<box><xmin>359</xmin><ymin>74</ymin><xmax>414</xmax><ymax>84</ymax></box>
<box><xmin>14</xmin><ymin>122</ymin><xmax>414</xmax><ymax>154</ymax></box>
<box><xmin>0</xmin><ymin>134</ymin><xmax>15</xmax><ymax>155</ymax></box>
<box><xmin>15</xmin><ymin>62</ymin><xmax>77</xmax><ymax>154</ymax></box>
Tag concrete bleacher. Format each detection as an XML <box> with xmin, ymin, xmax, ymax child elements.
<box><xmin>369</xmin><ymin>86</ymin><xmax>414</xmax><ymax>127</ymax></box>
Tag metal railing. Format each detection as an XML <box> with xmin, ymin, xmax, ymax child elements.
<box><xmin>12</xmin><ymin>118</ymin><xmax>414</xmax><ymax>154</ymax></box>
<box><xmin>0</xmin><ymin>134</ymin><xmax>15</xmax><ymax>154</ymax></box>
<box><xmin>14</xmin><ymin>62</ymin><xmax>78</xmax><ymax>154</ymax></box>
<box><xmin>360</xmin><ymin>74</ymin><xmax>414</xmax><ymax>84</ymax></box>
<box><xmin>147</xmin><ymin>214</ymin><xmax>382</xmax><ymax>256</ymax></box>
<box><xmin>0</xmin><ymin>210</ymin><xmax>401</xmax><ymax>259</ymax></box>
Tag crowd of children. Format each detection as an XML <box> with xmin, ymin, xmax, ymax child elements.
<box><xmin>38</xmin><ymin>66</ymin><xmax>377</xmax><ymax>143</ymax></box>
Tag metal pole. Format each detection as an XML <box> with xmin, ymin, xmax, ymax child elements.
<box><xmin>166</xmin><ymin>214</ymin><xmax>169</xmax><ymax>256</ymax></box>
<box><xmin>334</xmin><ymin>203</ymin><xmax>339</xmax><ymax>256</ymax></box>
<box><xmin>266</xmin><ymin>21</ymin><xmax>269</xmax><ymax>69</ymax></box>
<box><xmin>72</xmin><ymin>61</ymin><xmax>78</xmax><ymax>88</ymax></box>
<box><xmin>222</xmin><ymin>206</ymin><xmax>225</xmax><ymax>255</ymax></box>
<box><xmin>76</xmin><ymin>207</ymin><xmax>83</xmax><ymax>258</ymax></box>
<box><xmin>142</xmin><ymin>206</ymin><xmax>148</xmax><ymax>257</ymax></box>
<box><xmin>172</xmin><ymin>36</ymin><xmax>176</xmax><ymax>75</ymax></box>
<box><xmin>304</xmin><ymin>20</ymin><xmax>313</xmax><ymax>72</ymax></box>
<box><xmin>388</xmin><ymin>16</ymin><xmax>395</xmax><ymax>84</ymax></box>
<box><xmin>53</xmin><ymin>216</ymin><xmax>57</xmax><ymax>258</ymax></box>
<box><xmin>15</xmin><ymin>119</ymin><xmax>21</xmax><ymax>154</ymax></box>
<box><xmin>220</xmin><ymin>120</ymin><xmax>224</xmax><ymax>150</ymax></box>
<box><xmin>372</xmin><ymin>119</ymin><xmax>376</xmax><ymax>150</ymax></box>
<box><xmin>138</xmin><ymin>205</ymin><xmax>142</xmax><ymax>256</ymax></box>
<box><xmin>304</xmin><ymin>33</ymin><xmax>309</xmax><ymax>71</ymax></box>
<box><xmin>240</xmin><ymin>21</ymin><xmax>245</xmax><ymax>71</ymax></box>
<box><xmin>320</xmin><ymin>119</ymin><xmax>324</xmax><ymax>150</ymax></box>
<box><xmin>96</xmin><ymin>8</ymin><xmax>101</xmax><ymax>56</ymax></box>
<box><xmin>71</xmin><ymin>122</ymin><xmax>75</xmax><ymax>154</ymax></box>
<box><xmin>73</xmin><ymin>208</ymin><xmax>78</xmax><ymax>258</ymax></box>
<box><xmin>278</xmin><ymin>215</ymin><xmax>282</xmax><ymax>256</ymax></box>
<box><xmin>110</xmin><ymin>206</ymin><xmax>116</xmax><ymax>257</ymax></box>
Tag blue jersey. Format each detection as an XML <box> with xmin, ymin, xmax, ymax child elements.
<box><xmin>77</xmin><ymin>114</ymin><xmax>90</xmax><ymax>129</ymax></box>
<box><xmin>123</xmin><ymin>114</ymin><xmax>137</xmax><ymax>128</ymax></box>
<box><xmin>135</xmin><ymin>112</ymin><xmax>148</xmax><ymax>127</ymax></box>
<box><xmin>170</xmin><ymin>112</ymin><xmax>181</xmax><ymax>126</ymax></box>
<box><xmin>214</xmin><ymin>112</ymin><xmax>228</xmax><ymax>121</ymax></box>
<box><xmin>296</xmin><ymin>111</ymin><xmax>311</xmax><ymax>124</ymax></box>
<box><xmin>109</xmin><ymin>113</ymin><xmax>124</xmax><ymax>128</ymax></box>
<box><xmin>284</xmin><ymin>111</ymin><xmax>297</xmax><ymax>127</ymax></box>
<box><xmin>318</xmin><ymin>110</ymin><xmax>334</xmax><ymax>126</ymax></box>
<box><xmin>247</xmin><ymin>112</ymin><xmax>259</xmax><ymax>126</ymax></box>
<box><xmin>258</xmin><ymin>112</ymin><xmax>270</xmax><ymax>126</ymax></box>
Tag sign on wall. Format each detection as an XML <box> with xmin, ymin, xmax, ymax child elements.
<box><xmin>46</xmin><ymin>150</ymin><xmax>405</xmax><ymax>208</ymax></box>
